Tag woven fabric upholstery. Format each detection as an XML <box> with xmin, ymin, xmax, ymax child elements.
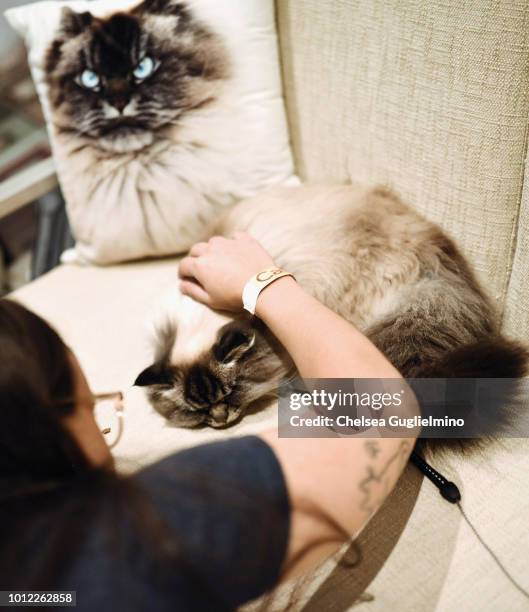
<box><xmin>503</xmin><ymin>165</ymin><xmax>529</xmax><ymax>337</ymax></box>
<box><xmin>277</xmin><ymin>0</ymin><xmax>529</xmax><ymax>317</ymax></box>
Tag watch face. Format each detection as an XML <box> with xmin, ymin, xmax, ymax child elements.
<box><xmin>256</xmin><ymin>268</ymin><xmax>283</xmax><ymax>283</ymax></box>
<box><xmin>244</xmin><ymin>269</ymin><xmax>293</xmax><ymax>315</ymax></box>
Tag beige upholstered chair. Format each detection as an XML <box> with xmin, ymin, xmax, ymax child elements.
<box><xmin>13</xmin><ymin>2</ymin><xmax>529</xmax><ymax>610</ymax></box>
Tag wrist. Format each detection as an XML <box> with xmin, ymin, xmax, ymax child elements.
<box><xmin>254</xmin><ymin>275</ymin><xmax>301</xmax><ymax>319</ymax></box>
<box><xmin>242</xmin><ymin>267</ymin><xmax>295</xmax><ymax>315</ymax></box>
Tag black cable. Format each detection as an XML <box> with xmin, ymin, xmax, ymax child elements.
<box><xmin>410</xmin><ymin>451</ymin><xmax>461</xmax><ymax>503</ymax></box>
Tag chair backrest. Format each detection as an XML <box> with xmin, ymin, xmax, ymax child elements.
<box><xmin>276</xmin><ymin>0</ymin><xmax>529</xmax><ymax>339</ymax></box>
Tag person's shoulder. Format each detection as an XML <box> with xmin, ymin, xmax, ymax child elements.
<box><xmin>133</xmin><ymin>435</ymin><xmax>291</xmax><ymax>608</ymax></box>
<box><xmin>137</xmin><ymin>435</ymin><xmax>282</xmax><ymax>487</ymax></box>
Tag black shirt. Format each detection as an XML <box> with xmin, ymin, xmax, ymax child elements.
<box><xmin>59</xmin><ymin>436</ymin><xmax>290</xmax><ymax>611</ymax></box>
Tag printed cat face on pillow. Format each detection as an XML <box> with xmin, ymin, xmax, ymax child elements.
<box><xmin>44</xmin><ymin>0</ymin><xmax>229</xmax><ymax>153</ymax></box>
<box><xmin>6</xmin><ymin>0</ymin><xmax>296</xmax><ymax>264</ymax></box>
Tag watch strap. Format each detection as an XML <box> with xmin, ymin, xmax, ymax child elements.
<box><xmin>242</xmin><ymin>268</ymin><xmax>295</xmax><ymax>315</ymax></box>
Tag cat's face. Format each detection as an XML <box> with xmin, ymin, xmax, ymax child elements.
<box><xmin>44</xmin><ymin>0</ymin><xmax>229</xmax><ymax>153</ymax></box>
<box><xmin>135</xmin><ymin>318</ymin><xmax>290</xmax><ymax>428</ymax></box>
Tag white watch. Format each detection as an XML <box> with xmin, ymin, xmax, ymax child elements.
<box><xmin>242</xmin><ymin>267</ymin><xmax>295</xmax><ymax>315</ymax></box>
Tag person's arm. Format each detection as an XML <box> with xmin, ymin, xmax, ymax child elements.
<box><xmin>256</xmin><ymin>275</ymin><xmax>401</xmax><ymax>378</ymax></box>
<box><xmin>179</xmin><ymin>233</ymin><xmax>419</xmax><ymax>577</ymax></box>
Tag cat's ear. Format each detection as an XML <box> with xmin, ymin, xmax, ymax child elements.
<box><xmin>134</xmin><ymin>363</ymin><xmax>173</xmax><ymax>387</ymax></box>
<box><xmin>213</xmin><ymin>322</ymin><xmax>256</xmax><ymax>365</ymax></box>
<box><xmin>60</xmin><ymin>7</ymin><xmax>93</xmax><ymax>36</ymax></box>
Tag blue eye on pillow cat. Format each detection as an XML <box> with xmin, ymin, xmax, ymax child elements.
<box><xmin>27</xmin><ymin>0</ymin><xmax>296</xmax><ymax>264</ymax></box>
<box><xmin>45</xmin><ymin>0</ymin><xmax>228</xmax><ymax>154</ymax></box>
<box><xmin>77</xmin><ymin>55</ymin><xmax>157</xmax><ymax>97</ymax></box>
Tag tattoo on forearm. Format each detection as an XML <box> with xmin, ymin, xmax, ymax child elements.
<box><xmin>358</xmin><ymin>441</ymin><xmax>411</xmax><ymax>516</ymax></box>
<box><xmin>365</xmin><ymin>440</ymin><xmax>381</xmax><ymax>459</ymax></box>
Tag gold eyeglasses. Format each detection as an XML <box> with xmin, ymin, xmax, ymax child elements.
<box><xmin>93</xmin><ymin>391</ymin><xmax>125</xmax><ymax>449</ymax></box>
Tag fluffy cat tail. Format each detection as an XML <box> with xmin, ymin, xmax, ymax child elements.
<box><xmin>423</xmin><ymin>337</ymin><xmax>528</xmax><ymax>453</ymax></box>
<box><xmin>367</xmin><ymin>318</ymin><xmax>529</xmax><ymax>453</ymax></box>
<box><xmin>419</xmin><ymin>336</ymin><xmax>528</xmax><ymax>379</ymax></box>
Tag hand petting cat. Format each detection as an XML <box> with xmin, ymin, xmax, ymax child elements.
<box><xmin>179</xmin><ymin>232</ymin><xmax>275</xmax><ymax>311</ymax></box>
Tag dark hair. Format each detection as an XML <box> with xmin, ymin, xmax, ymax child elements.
<box><xmin>0</xmin><ymin>299</ymin><xmax>89</xmax><ymax>484</ymax></box>
<box><xmin>0</xmin><ymin>299</ymin><xmax>183</xmax><ymax>592</ymax></box>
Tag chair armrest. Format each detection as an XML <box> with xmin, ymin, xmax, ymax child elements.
<box><xmin>0</xmin><ymin>157</ymin><xmax>58</xmax><ymax>220</ymax></box>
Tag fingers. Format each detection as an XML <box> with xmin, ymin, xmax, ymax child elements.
<box><xmin>178</xmin><ymin>256</ymin><xmax>196</xmax><ymax>280</ymax></box>
<box><xmin>180</xmin><ymin>279</ymin><xmax>212</xmax><ymax>305</ymax></box>
<box><xmin>233</xmin><ymin>231</ymin><xmax>252</xmax><ymax>242</ymax></box>
<box><xmin>188</xmin><ymin>236</ymin><xmax>227</xmax><ymax>257</ymax></box>
<box><xmin>189</xmin><ymin>241</ymin><xmax>208</xmax><ymax>257</ymax></box>
<box><xmin>208</xmin><ymin>235</ymin><xmax>228</xmax><ymax>248</ymax></box>
<box><xmin>188</xmin><ymin>234</ymin><xmax>252</xmax><ymax>259</ymax></box>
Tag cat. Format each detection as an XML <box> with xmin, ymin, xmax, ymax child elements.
<box><xmin>42</xmin><ymin>0</ymin><xmax>294</xmax><ymax>264</ymax></box>
<box><xmin>45</xmin><ymin>0</ymin><xmax>229</xmax><ymax>154</ymax></box>
<box><xmin>135</xmin><ymin>184</ymin><xmax>528</xmax><ymax>449</ymax></box>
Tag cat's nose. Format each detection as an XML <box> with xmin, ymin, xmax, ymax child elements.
<box><xmin>111</xmin><ymin>97</ymin><xmax>129</xmax><ymax>113</ymax></box>
<box><xmin>210</xmin><ymin>404</ymin><xmax>228</xmax><ymax>425</ymax></box>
